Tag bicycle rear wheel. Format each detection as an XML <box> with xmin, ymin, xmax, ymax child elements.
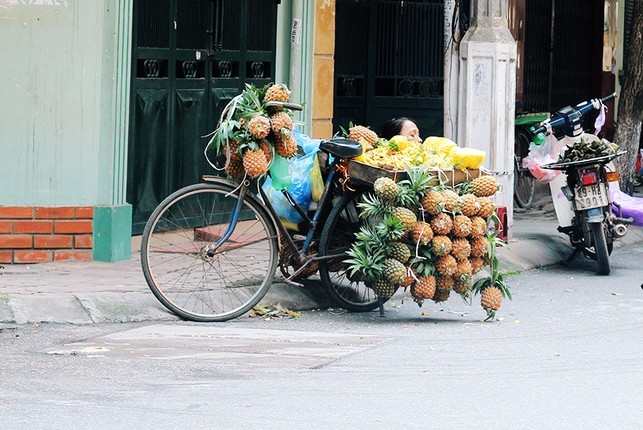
<box><xmin>514</xmin><ymin>127</ymin><xmax>536</xmax><ymax>209</ymax></box>
<box><xmin>140</xmin><ymin>182</ymin><xmax>279</xmax><ymax>322</ymax></box>
<box><xmin>318</xmin><ymin>188</ymin><xmax>379</xmax><ymax>312</ymax></box>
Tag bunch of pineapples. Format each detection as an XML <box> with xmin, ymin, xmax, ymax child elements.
<box><xmin>344</xmin><ymin>124</ymin><xmax>486</xmax><ymax>171</ymax></box>
<box><xmin>345</xmin><ymin>166</ymin><xmax>511</xmax><ymax>319</ymax></box>
<box><xmin>208</xmin><ymin>83</ymin><xmax>298</xmax><ymax>179</ymax></box>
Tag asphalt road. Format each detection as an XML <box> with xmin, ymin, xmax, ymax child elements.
<box><xmin>1</xmin><ymin>241</ymin><xmax>642</xmax><ymax>430</ymax></box>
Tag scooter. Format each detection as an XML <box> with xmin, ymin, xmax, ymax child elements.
<box><xmin>532</xmin><ymin>93</ymin><xmax>633</xmax><ymax>275</ymax></box>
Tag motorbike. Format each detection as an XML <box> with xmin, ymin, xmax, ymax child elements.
<box><xmin>530</xmin><ymin>93</ymin><xmax>633</xmax><ymax>275</ymax></box>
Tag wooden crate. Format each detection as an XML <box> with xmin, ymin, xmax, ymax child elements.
<box><xmin>347</xmin><ymin>160</ymin><xmax>483</xmax><ymax>187</ymax></box>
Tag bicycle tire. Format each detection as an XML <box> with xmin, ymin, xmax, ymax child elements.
<box><xmin>514</xmin><ymin>127</ymin><xmax>536</xmax><ymax>209</ymax></box>
<box><xmin>318</xmin><ymin>188</ymin><xmax>380</xmax><ymax>312</ymax></box>
<box><xmin>140</xmin><ymin>182</ymin><xmax>279</xmax><ymax>322</ymax></box>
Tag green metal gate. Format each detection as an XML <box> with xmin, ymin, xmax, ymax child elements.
<box><xmin>127</xmin><ymin>0</ymin><xmax>278</xmax><ymax>234</ymax></box>
<box><xmin>333</xmin><ymin>0</ymin><xmax>445</xmax><ymax>138</ymax></box>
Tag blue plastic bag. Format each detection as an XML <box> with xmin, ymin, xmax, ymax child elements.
<box><xmin>262</xmin><ymin>129</ymin><xmax>321</xmax><ymax>223</ymax></box>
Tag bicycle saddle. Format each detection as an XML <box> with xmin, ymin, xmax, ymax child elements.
<box><xmin>319</xmin><ymin>138</ymin><xmax>363</xmax><ymax>158</ymax></box>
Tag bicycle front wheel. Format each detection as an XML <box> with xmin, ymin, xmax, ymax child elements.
<box><xmin>140</xmin><ymin>182</ymin><xmax>279</xmax><ymax>322</ymax></box>
<box><xmin>318</xmin><ymin>189</ymin><xmax>379</xmax><ymax>312</ymax></box>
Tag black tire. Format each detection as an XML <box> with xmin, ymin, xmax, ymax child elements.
<box><xmin>590</xmin><ymin>222</ymin><xmax>610</xmax><ymax>275</ymax></box>
<box><xmin>318</xmin><ymin>189</ymin><xmax>379</xmax><ymax>312</ymax></box>
<box><xmin>514</xmin><ymin>127</ymin><xmax>536</xmax><ymax>209</ymax></box>
<box><xmin>140</xmin><ymin>182</ymin><xmax>279</xmax><ymax>321</ymax></box>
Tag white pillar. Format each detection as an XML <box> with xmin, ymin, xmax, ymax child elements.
<box><xmin>456</xmin><ymin>0</ymin><xmax>516</xmax><ymax>237</ymax></box>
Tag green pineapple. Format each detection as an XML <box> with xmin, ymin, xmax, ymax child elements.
<box><xmin>387</xmin><ymin>241</ymin><xmax>412</xmax><ymax>264</ymax></box>
<box><xmin>373</xmin><ymin>177</ymin><xmax>399</xmax><ymax>202</ymax></box>
<box><xmin>382</xmin><ymin>258</ymin><xmax>407</xmax><ymax>285</ymax></box>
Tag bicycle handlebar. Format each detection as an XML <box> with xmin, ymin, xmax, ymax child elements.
<box><xmin>530</xmin><ymin>92</ymin><xmax>616</xmax><ymax>136</ymax></box>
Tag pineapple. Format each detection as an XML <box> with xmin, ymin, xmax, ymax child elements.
<box><xmin>450</xmin><ymin>237</ymin><xmax>471</xmax><ymax>261</ymax></box>
<box><xmin>430</xmin><ymin>212</ymin><xmax>453</xmax><ymax>235</ymax></box>
<box><xmin>224</xmin><ymin>139</ymin><xmax>242</xmax><ymax>161</ymax></box>
<box><xmin>420</xmin><ymin>189</ymin><xmax>444</xmax><ymax>215</ymax></box>
<box><xmin>453</xmin><ymin>275</ymin><xmax>473</xmax><ymax>296</ymax></box>
<box><xmin>242</xmin><ymin>148</ymin><xmax>269</xmax><ymax>178</ymax></box>
<box><xmin>373</xmin><ymin>177</ymin><xmax>399</xmax><ymax>202</ymax></box>
<box><xmin>452</xmin><ymin>214</ymin><xmax>473</xmax><ymax>238</ymax></box>
<box><xmin>470</xmin><ymin>256</ymin><xmax>485</xmax><ymax>274</ymax></box>
<box><xmin>369</xmin><ymin>279</ymin><xmax>397</xmax><ymax>299</ymax></box>
<box><xmin>470</xmin><ymin>175</ymin><xmax>499</xmax><ymax>197</ymax></box>
<box><xmin>275</xmin><ymin>132</ymin><xmax>298</xmax><ymax>158</ymax></box>
<box><xmin>260</xmin><ymin>140</ymin><xmax>273</xmax><ymax>165</ymax></box>
<box><xmin>271</xmin><ymin>111</ymin><xmax>294</xmax><ymax>135</ymax></box>
<box><xmin>388</xmin><ymin>241</ymin><xmax>411</xmax><ymax>264</ymax></box>
<box><xmin>348</xmin><ymin>124</ymin><xmax>378</xmax><ymax>147</ymax></box>
<box><xmin>264</xmin><ymin>83</ymin><xmax>291</xmax><ymax>104</ymax></box>
<box><xmin>247</xmin><ymin>115</ymin><xmax>271</xmax><ymax>139</ymax></box>
<box><xmin>480</xmin><ymin>285</ymin><xmax>503</xmax><ymax>316</ymax></box>
<box><xmin>436</xmin><ymin>275</ymin><xmax>454</xmax><ymax>291</ymax></box>
<box><xmin>383</xmin><ymin>258</ymin><xmax>407</xmax><ymax>284</ymax></box>
<box><xmin>391</xmin><ymin>207</ymin><xmax>417</xmax><ymax>232</ymax></box>
<box><xmin>441</xmin><ymin>188</ymin><xmax>459</xmax><ymax>213</ymax></box>
<box><xmin>477</xmin><ymin>197</ymin><xmax>496</xmax><ymax>219</ymax></box>
<box><xmin>470</xmin><ymin>235</ymin><xmax>490</xmax><ymax>258</ymax></box>
<box><xmin>411</xmin><ymin>275</ymin><xmax>436</xmax><ymax>300</ymax></box>
<box><xmin>457</xmin><ymin>193</ymin><xmax>481</xmax><ymax>217</ymax></box>
<box><xmin>431</xmin><ymin>235</ymin><xmax>452</xmax><ymax>256</ymax></box>
<box><xmin>453</xmin><ymin>258</ymin><xmax>473</xmax><ymax>283</ymax></box>
<box><xmin>400</xmin><ymin>269</ymin><xmax>417</xmax><ymax>288</ymax></box>
<box><xmin>436</xmin><ymin>254</ymin><xmax>457</xmax><ymax>277</ymax></box>
<box><xmin>224</xmin><ymin>157</ymin><xmax>245</xmax><ymax>180</ymax></box>
<box><xmin>411</xmin><ymin>221</ymin><xmax>434</xmax><ymax>246</ymax></box>
<box><xmin>469</xmin><ymin>216</ymin><xmax>488</xmax><ymax>237</ymax></box>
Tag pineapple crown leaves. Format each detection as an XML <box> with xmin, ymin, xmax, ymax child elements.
<box><xmin>472</xmin><ymin>227</ymin><xmax>515</xmax><ymax>302</ymax></box>
<box><xmin>345</xmin><ymin>243</ymin><xmax>385</xmax><ymax>282</ymax></box>
<box><xmin>376</xmin><ymin>215</ymin><xmax>407</xmax><ymax>241</ymax></box>
<box><xmin>354</xmin><ymin>224</ymin><xmax>389</xmax><ymax>250</ymax></box>
<box><xmin>357</xmin><ymin>193</ymin><xmax>394</xmax><ymax>219</ymax></box>
<box><xmin>409</xmin><ymin>256</ymin><xmax>436</xmax><ymax>277</ymax></box>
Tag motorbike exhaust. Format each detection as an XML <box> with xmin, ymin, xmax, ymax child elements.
<box><xmin>613</xmin><ymin>223</ymin><xmax>628</xmax><ymax>238</ymax></box>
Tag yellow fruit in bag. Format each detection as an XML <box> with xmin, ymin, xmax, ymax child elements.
<box><xmin>310</xmin><ymin>156</ymin><xmax>324</xmax><ymax>202</ymax></box>
<box><xmin>423</xmin><ymin>136</ymin><xmax>458</xmax><ymax>155</ymax></box>
<box><xmin>451</xmin><ymin>147</ymin><xmax>486</xmax><ymax>169</ymax></box>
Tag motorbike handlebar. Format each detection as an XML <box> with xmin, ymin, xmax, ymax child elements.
<box><xmin>530</xmin><ymin>92</ymin><xmax>616</xmax><ymax>137</ymax></box>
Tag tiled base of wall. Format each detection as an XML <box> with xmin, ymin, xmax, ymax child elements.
<box><xmin>0</xmin><ymin>206</ymin><xmax>93</xmax><ymax>264</ymax></box>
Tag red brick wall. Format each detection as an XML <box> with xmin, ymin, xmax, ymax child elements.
<box><xmin>0</xmin><ymin>206</ymin><xmax>93</xmax><ymax>264</ymax></box>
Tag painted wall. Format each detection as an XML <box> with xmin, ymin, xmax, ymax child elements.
<box><xmin>0</xmin><ymin>0</ymin><xmax>107</xmax><ymax>206</ymax></box>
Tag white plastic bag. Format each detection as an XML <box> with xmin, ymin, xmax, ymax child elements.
<box><xmin>522</xmin><ymin>134</ymin><xmax>565</xmax><ymax>183</ymax></box>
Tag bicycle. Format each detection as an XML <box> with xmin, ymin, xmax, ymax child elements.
<box><xmin>140</xmin><ymin>101</ymin><xmax>379</xmax><ymax>322</ymax></box>
<box><xmin>514</xmin><ymin>111</ymin><xmax>549</xmax><ymax>209</ymax></box>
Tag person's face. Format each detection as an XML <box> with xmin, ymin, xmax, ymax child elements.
<box><xmin>400</xmin><ymin>120</ymin><xmax>421</xmax><ymax>143</ymax></box>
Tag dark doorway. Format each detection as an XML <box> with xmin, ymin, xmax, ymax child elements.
<box><xmin>127</xmin><ymin>0</ymin><xmax>278</xmax><ymax>234</ymax></box>
<box><xmin>333</xmin><ymin>0</ymin><xmax>445</xmax><ymax>139</ymax></box>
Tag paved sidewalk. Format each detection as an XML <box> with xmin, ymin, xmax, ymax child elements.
<box><xmin>1</xmin><ymin>197</ymin><xmax>642</xmax><ymax>324</ymax></box>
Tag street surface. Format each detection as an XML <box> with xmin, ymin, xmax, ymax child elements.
<box><xmin>1</xmin><ymin>241</ymin><xmax>642</xmax><ymax>430</ymax></box>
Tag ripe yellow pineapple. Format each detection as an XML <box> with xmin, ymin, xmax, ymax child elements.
<box><xmin>481</xmin><ymin>285</ymin><xmax>503</xmax><ymax>313</ymax></box>
<box><xmin>412</xmin><ymin>221</ymin><xmax>434</xmax><ymax>246</ymax></box>
<box><xmin>264</xmin><ymin>83</ymin><xmax>291</xmax><ymax>103</ymax></box>
<box><xmin>470</xmin><ymin>235</ymin><xmax>490</xmax><ymax>258</ymax></box>
<box><xmin>400</xmin><ymin>269</ymin><xmax>417</xmax><ymax>288</ymax></box>
<box><xmin>431</xmin><ymin>235</ymin><xmax>452</xmax><ymax>256</ymax></box>
<box><xmin>470</xmin><ymin>175</ymin><xmax>499</xmax><ymax>197</ymax></box>
<box><xmin>450</xmin><ymin>237</ymin><xmax>471</xmax><ymax>260</ymax></box>
<box><xmin>452</xmin><ymin>214</ymin><xmax>473</xmax><ymax>238</ymax></box>
<box><xmin>441</xmin><ymin>189</ymin><xmax>459</xmax><ymax>213</ymax></box>
<box><xmin>411</xmin><ymin>275</ymin><xmax>436</xmax><ymax>299</ymax></box>
<box><xmin>435</xmin><ymin>254</ymin><xmax>457</xmax><ymax>277</ymax></box>
<box><xmin>242</xmin><ymin>148</ymin><xmax>269</xmax><ymax>178</ymax></box>
<box><xmin>348</xmin><ymin>125</ymin><xmax>378</xmax><ymax>147</ymax></box>
<box><xmin>270</xmin><ymin>111</ymin><xmax>294</xmax><ymax>135</ymax></box>
<box><xmin>224</xmin><ymin>157</ymin><xmax>245</xmax><ymax>179</ymax></box>
<box><xmin>247</xmin><ymin>115</ymin><xmax>271</xmax><ymax>139</ymax></box>
<box><xmin>469</xmin><ymin>256</ymin><xmax>485</xmax><ymax>274</ymax></box>
<box><xmin>275</xmin><ymin>133</ymin><xmax>298</xmax><ymax>158</ymax></box>
<box><xmin>469</xmin><ymin>216</ymin><xmax>488</xmax><ymax>237</ymax></box>
<box><xmin>260</xmin><ymin>140</ymin><xmax>273</xmax><ymax>164</ymax></box>
<box><xmin>476</xmin><ymin>197</ymin><xmax>496</xmax><ymax>219</ymax></box>
<box><xmin>421</xmin><ymin>189</ymin><xmax>444</xmax><ymax>215</ymax></box>
<box><xmin>430</xmin><ymin>212</ymin><xmax>453</xmax><ymax>235</ymax></box>
<box><xmin>457</xmin><ymin>193</ymin><xmax>481</xmax><ymax>217</ymax></box>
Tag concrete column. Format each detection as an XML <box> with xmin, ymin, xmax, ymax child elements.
<box><xmin>456</xmin><ymin>0</ymin><xmax>516</xmax><ymax>236</ymax></box>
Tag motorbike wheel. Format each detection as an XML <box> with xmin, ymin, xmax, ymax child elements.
<box><xmin>589</xmin><ymin>223</ymin><xmax>610</xmax><ymax>275</ymax></box>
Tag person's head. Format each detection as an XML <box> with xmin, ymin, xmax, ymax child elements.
<box><xmin>381</xmin><ymin>117</ymin><xmax>421</xmax><ymax>143</ymax></box>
